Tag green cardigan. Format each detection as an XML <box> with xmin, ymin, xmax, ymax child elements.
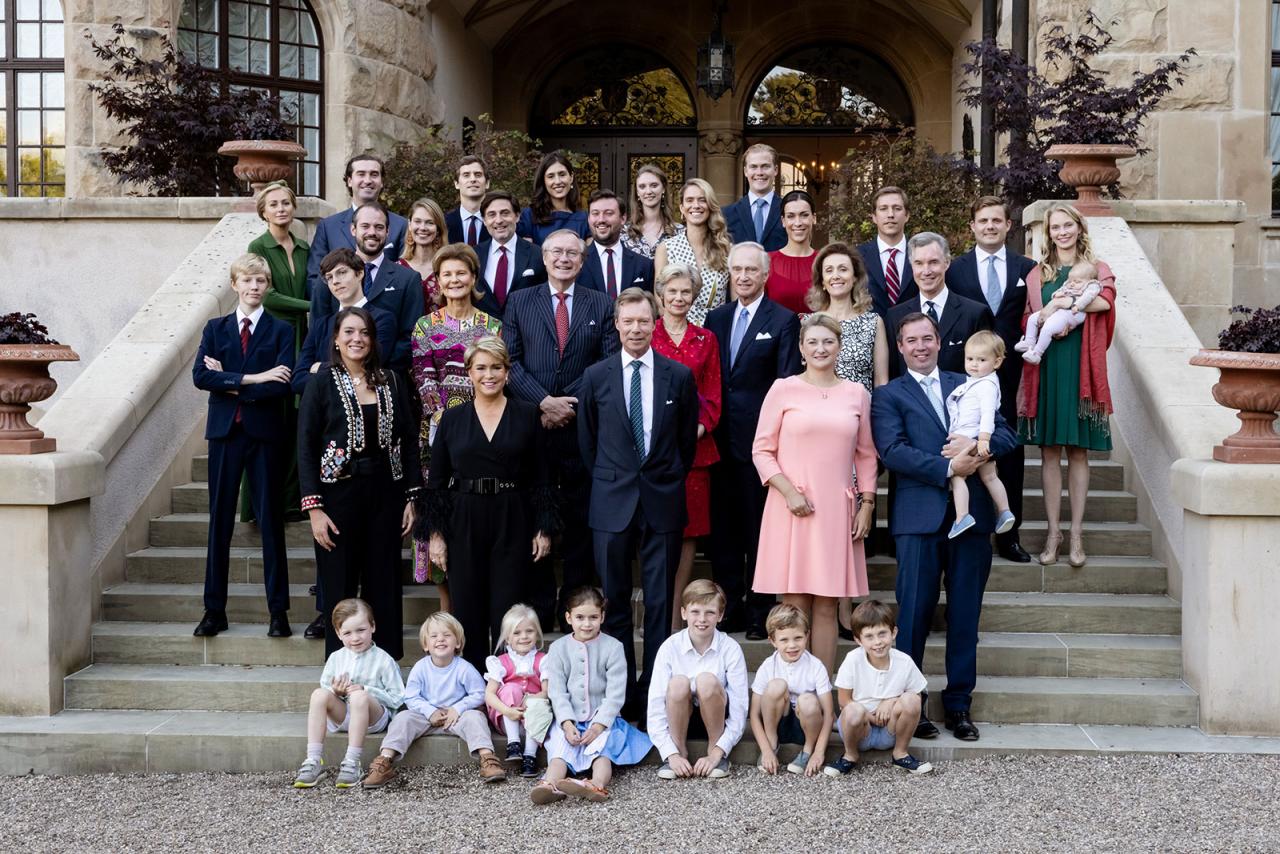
<box><xmin>249</xmin><ymin>230</ymin><xmax>311</xmax><ymax>355</ymax></box>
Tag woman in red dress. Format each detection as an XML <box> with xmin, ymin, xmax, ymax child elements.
<box><xmin>765</xmin><ymin>190</ymin><xmax>818</xmax><ymax>313</ymax></box>
<box><xmin>651</xmin><ymin>262</ymin><xmax>722</xmax><ymax>632</ymax></box>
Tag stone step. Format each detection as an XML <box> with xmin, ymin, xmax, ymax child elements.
<box><xmin>147</xmin><ymin>514</ymin><xmax>1154</xmax><ymax>555</ymax></box>
<box><xmin>123</xmin><ymin>546</ymin><xmax>1170</xmax><ymax>595</ymax></box>
<box><xmin>62</xmin><ymin>663</ymin><xmax>1197</xmax><ymax>726</ymax></box>
<box><xmin>90</xmin><ymin>622</ymin><xmax>1183</xmax><ymax>679</ymax></box>
<box><xmin>100</xmin><ymin>583</ymin><xmax>1181</xmax><ymax>636</ymax></box>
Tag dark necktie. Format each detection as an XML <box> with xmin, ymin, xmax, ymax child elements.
<box><xmin>629</xmin><ymin>360</ymin><xmax>645</xmax><ymax>460</ymax></box>
<box><xmin>605</xmin><ymin>247</ymin><xmax>618</xmax><ymax>299</ymax></box>
<box><xmin>925</xmin><ymin>300</ymin><xmax>939</xmax><ymax>324</ymax></box>
<box><xmin>555</xmin><ymin>292</ymin><xmax>569</xmax><ymax>356</ymax></box>
<box><xmin>495</xmin><ymin>245</ymin><xmax>510</xmax><ymax>306</ymax></box>
<box><xmin>466</xmin><ymin>216</ymin><xmax>478</xmax><ymax>246</ymax></box>
<box><xmin>364</xmin><ymin>261</ymin><xmax>378</xmax><ymax>296</ymax></box>
<box><xmin>885</xmin><ymin>248</ymin><xmax>901</xmax><ymax>304</ymax></box>
<box><xmin>236</xmin><ymin>317</ymin><xmax>250</xmax><ymax>423</ymax></box>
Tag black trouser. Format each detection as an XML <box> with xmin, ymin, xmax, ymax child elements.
<box><xmin>315</xmin><ymin>456</ymin><xmax>404</xmax><ymax>660</ymax></box>
<box><xmin>531</xmin><ymin>424</ymin><xmax>598</xmax><ymax>625</ymax></box>
<box><xmin>709</xmin><ymin>457</ymin><xmax>774</xmax><ymax>630</ymax></box>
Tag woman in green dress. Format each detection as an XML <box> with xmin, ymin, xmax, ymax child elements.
<box><xmin>246</xmin><ymin>180</ymin><xmax>311</xmax><ymax>521</ymax></box>
<box><xmin>1016</xmin><ymin>203</ymin><xmax>1116</xmax><ymax>569</ymax></box>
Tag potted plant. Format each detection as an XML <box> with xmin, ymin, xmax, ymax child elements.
<box><xmin>1190</xmin><ymin>306</ymin><xmax>1280</xmax><ymax>463</ymax></box>
<box><xmin>0</xmin><ymin>313</ymin><xmax>79</xmax><ymax>455</ymax></box>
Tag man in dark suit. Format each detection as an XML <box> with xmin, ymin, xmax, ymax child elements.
<box><xmin>309</xmin><ymin>204</ymin><xmax>423</xmax><ymax>370</ymax></box>
<box><xmin>857</xmin><ymin>186</ymin><xmax>918</xmax><ymax>318</ymax></box>
<box><xmin>502</xmin><ymin>229</ymin><xmax>620</xmax><ymax>625</ymax></box>
<box><xmin>886</xmin><ymin>232</ymin><xmax>994</xmax><ymax>378</ymax></box>
<box><xmin>704</xmin><ymin>242</ymin><xmax>802</xmax><ymax>638</ymax></box>
<box><xmin>871</xmin><ymin>312</ymin><xmax>1019</xmax><ymax>743</ymax></box>
<box><xmin>578</xmin><ymin>189</ymin><xmax>655</xmax><ymax>298</ymax></box>
<box><xmin>446</xmin><ymin>155</ymin><xmax>490</xmax><ymax>246</ymax></box>
<box><xmin>722</xmin><ymin>144</ymin><xmax>786</xmax><ymax>251</ymax></box>
<box><xmin>192</xmin><ymin>254</ymin><xmax>294</xmax><ymax>639</ymax></box>
<box><xmin>946</xmin><ymin>196</ymin><xmax>1038</xmax><ymax>563</ymax></box>
<box><xmin>578</xmin><ymin>287</ymin><xmax>699</xmax><ymax>707</ymax></box>
<box><xmin>475</xmin><ymin>190</ymin><xmax>545</xmax><ymax>316</ymax></box>
<box><xmin>305</xmin><ymin>153</ymin><xmax>407</xmax><ymax>299</ymax></box>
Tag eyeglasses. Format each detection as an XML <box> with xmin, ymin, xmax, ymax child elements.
<box><xmin>546</xmin><ymin>248</ymin><xmax>582</xmax><ymax>259</ymax></box>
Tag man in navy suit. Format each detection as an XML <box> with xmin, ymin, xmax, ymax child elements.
<box><xmin>475</xmin><ymin>190</ymin><xmax>545</xmax><ymax>315</ymax></box>
<box><xmin>704</xmin><ymin>242</ymin><xmax>802</xmax><ymax>638</ymax></box>
<box><xmin>305</xmin><ymin>153</ymin><xmax>407</xmax><ymax>299</ymax></box>
<box><xmin>309</xmin><ymin>204</ymin><xmax>423</xmax><ymax>370</ymax></box>
<box><xmin>722</xmin><ymin>144</ymin><xmax>786</xmax><ymax>251</ymax></box>
<box><xmin>887</xmin><ymin>232</ymin><xmax>994</xmax><ymax>378</ymax></box>
<box><xmin>578</xmin><ymin>288</ymin><xmax>699</xmax><ymax>706</ymax></box>
<box><xmin>872</xmin><ymin>312</ymin><xmax>1019</xmax><ymax>743</ymax></box>
<box><xmin>857</xmin><ymin>186</ymin><xmax>918</xmax><ymax>318</ymax></box>
<box><xmin>502</xmin><ymin>229</ymin><xmax>620</xmax><ymax>625</ymax></box>
<box><xmin>578</xmin><ymin>189</ymin><xmax>655</xmax><ymax>298</ymax></box>
<box><xmin>446</xmin><ymin>155</ymin><xmax>490</xmax><ymax>246</ymax></box>
<box><xmin>946</xmin><ymin>196</ymin><xmax>1038</xmax><ymax>563</ymax></box>
<box><xmin>192</xmin><ymin>253</ymin><xmax>294</xmax><ymax>639</ymax></box>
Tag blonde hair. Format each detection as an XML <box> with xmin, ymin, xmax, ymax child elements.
<box><xmin>765</xmin><ymin>602</ymin><xmax>810</xmax><ymax>637</ymax></box>
<box><xmin>807</xmin><ymin>242</ymin><xmax>871</xmax><ymax>314</ymax></box>
<box><xmin>627</xmin><ymin>163</ymin><xmax>680</xmax><ymax>243</ymax></box>
<box><xmin>254</xmin><ymin>180</ymin><xmax>296</xmax><ymax>221</ymax></box>
<box><xmin>330</xmin><ymin>597</ymin><xmax>374</xmax><ymax>631</ymax></box>
<box><xmin>800</xmin><ymin>311</ymin><xmax>843</xmax><ymax>342</ymax></box>
<box><xmin>403</xmin><ymin>197</ymin><xmax>447</xmax><ymax>263</ymax></box>
<box><xmin>680</xmin><ymin>579</ymin><xmax>727</xmax><ymax>611</ymax></box>
<box><xmin>229</xmin><ymin>252</ymin><xmax>271</xmax><ymax>286</ymax></box>
<box><xmin>742</xmin><ymin>142</ymin><xmax>778</xmax><ymax>167</ymax></box>
<box><xmin>679</xmin><ymin>178</ymin><xmax>732</xmax><ymax>272</ymax></box>
<box><xmin>1038</xmin><ymin>202</ymin><xmax>1096</xmax><ymax>283</ymax></box>
<box><xmin>495</xmin><ymin>604</ymin><xmax>543</xmax><ymax>655</ymax></box>
<box><xmin>1069</xmin><ymin>259</ymin><xmax>1099</xmax><ymax>280</ymax></box>
<box><xmin>419</xmin><ymin>611</ymin><xmax>466</xmax><ymax>653</ymax></box>
<box><xmin>966</xmin><ymin>329</ymin><xmax>1005</xmax><ymax>360</ymax></box>
<box><xmin>463</xmin><ymin>335</ymin><xmax>510</xmax><ymax>370</ymax></box>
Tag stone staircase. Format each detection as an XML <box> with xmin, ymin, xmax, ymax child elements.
<box><xmin>11</xmin><ymin>450</ymin><xmax>1280</xmax><ymax>777</ymax></box>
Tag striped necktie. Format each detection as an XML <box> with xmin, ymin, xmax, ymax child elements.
<box><xmin>629</xmin><ymin>361</ymin><xmax>645</xmax><ymax>460</ymax></box>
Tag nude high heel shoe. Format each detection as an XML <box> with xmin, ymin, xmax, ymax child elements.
<box><xmin>1068</xmin><ymin>532</ymin><xmax>1087</xmax><ymax>568</ymax></box>
<box><xmin>1038</xmin><ymin>530</ymin><xmax>1062</xmax><ymax>566</ymax></box>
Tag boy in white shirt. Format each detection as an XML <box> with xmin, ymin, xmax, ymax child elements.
<box><xmin>827</xmin><ymin>600</ymin><xmax>932</xmax><ymax>776</ymax></box>
<box><xmin>749</xmin><ymin>604</ymin><xmax>834</xmax><ymax>777</ymax></box>
<box><xmin>646</xmin><ymin>580</ymin><xmax>749</xmax><ymax>780</ymax></box>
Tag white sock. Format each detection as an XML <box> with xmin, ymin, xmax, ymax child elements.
<box><xmin>503</xmin><ymin>717</ymin><xmax>522</xmax><ymax>744</ymax></box>
<box><xmin>306</xmin><ymin>742</ymin><xmax>323</xmax><ymax>762</ymax></box>
<box><xmin>344</xmin><ymin>746</ymin><xmax>362</xmax><ymax>764</ymax></box>
<box><xmin>523</xmin><ymin>730</ymin><xmax>538</xmax><ymax>756</ymax></box>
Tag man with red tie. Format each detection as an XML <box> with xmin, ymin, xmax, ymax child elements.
<box><xmin>475</xmin><ymin>190</ymin><xmax>545</xmax><ymax>316</ymax></box>
<box><xmin>579</xmin><ymin>189</ymin><xmax>655</xmax><ymax>299</ymax></box>
<box><xmin>445</xmin><ymin>155</ymin><xmax>491</xmax><ymax>246</ymax></box>
<box><xmin>857</xmin><ymin>186</ymin><xmax>919</xmax><ymax>319</ymax></box>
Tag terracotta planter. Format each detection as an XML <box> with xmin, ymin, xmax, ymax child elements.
<box><xmin>1189</xmin><ymin>349</ymin><xmax>1280</xmax><ymax>463</ymax></box>
<box><xmin>0</xmin><ymin>344</ymin><xmax>79</xmax><ymax>454</ymax></box>
<box><xmin>217</xmin><ymin>139</ymin><xmax>307</xmax><ymax>193</ymax></box>
<box><xmin>1045</xmin><ymin>144</ymin><xmax>1136</xmax><ymax>217</ymax></box>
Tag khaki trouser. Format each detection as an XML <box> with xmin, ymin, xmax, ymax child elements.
<box><xmin>381</xmin><ymin>709</ymin><xmax>494</xmax><ymax>757</ymax></box>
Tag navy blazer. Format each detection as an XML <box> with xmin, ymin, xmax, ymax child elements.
<box><xmin>723</xmin><ymin>193</ymin><xmax>786</xmax><ymax>251</ymax></box>
<box><xmin>577</xmin><ymin>352</ymin><xmax>699</xmax><ymax>534</ymax></box>
<box><xmin>577</xmin><ymin>243</ymin><xmax>655</xmax><ymax>297</ymax></box>
<box><xmin>446</xmin><ymin>206</ymin><xmax>489</xmax><ymax>246</ymax></box>
<box><xmin>704</xmin><ymin>297</ymin><xmax>802</xmax><ymax>463</ymax></box>
<box><xmin>305</xmin><ymin>207</ymin><xmax>408</xmax><ymax>299</ymax></box>
<box><xmin>858</xmin><ymin>238</ymin><xmax>919</xmax><ymax>319</ymax></box>
<box><xmin>502</xmin><ymin>284</ymin><xmax>620</xmax><ymax>404</ymax></box>
<box><xmin>292</xmin><ymin>305</ymin><xmax>397</xmax><ymax>395</ymax></box>
<box><xmin>309</xmin><ymin>258</ymin><xmax>423</xmax><ymax>370</ymax></box>
<box><xmin>871</xmin><ymin>370</ymin><xmax>1019</xmax><ymax>536</ymax></box>
<box><xmin>193</xmin><ymin>311</ymin><xmax>294</xmax><ymax>441</ymax></box>
<box><xmin>886</xmin><ymin>290</ymin><xmax>994</xmax><ymax>378</ymax></box>
<box><xmin>475</xmin><ymin>238</ymin><xmax>546</xmax><ymax>312</ymax></box>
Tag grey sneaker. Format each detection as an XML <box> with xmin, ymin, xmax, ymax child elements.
<box><xmin>292</xmin><ymin>757</ymin><xmax>325</xmax><ymax>788</ymax></box>
<box><xmin>334</xmin><ymin>758</ymin><xmax>361</xmax><ymax>788</ymax></box>
<box><xmin>786</xmin><ymin>751</ymin><xmax>810</xmax><ymax>774</ymax></box>
<box><xmin>707</xmin><ymin>757</ymin><xmax>731</xmax><ymax>779</ymax></box>
<box><xmin>657</xmin><ymin>760</ymin><xmax>677</xmax><ymax>780</ymax></box>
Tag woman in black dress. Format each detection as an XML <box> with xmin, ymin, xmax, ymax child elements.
<box><xmin>421</xmin><ymin>335</ymin><xmax>557</xmax><ymax>671</ymax></box>
<box><xmin>298</xmin><ymin>306</ymin><xmax>421</xmax><ymax>660</ymax></box>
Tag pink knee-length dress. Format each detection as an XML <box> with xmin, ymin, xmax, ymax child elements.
<box><xmin>751</xmin><ymin>375</ymin><xmax>878</xmax><ymax>598</ymax></box>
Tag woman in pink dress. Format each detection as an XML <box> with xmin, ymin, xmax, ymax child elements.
<box><xmin>765</xmin><ymin>190</ymin><xmax>818</xmax><ymax>313</ymax></box>
<box><xmin>752</xmin><ymin>312</ymin><xmax>878</xmax><ymax>671</ymax></box>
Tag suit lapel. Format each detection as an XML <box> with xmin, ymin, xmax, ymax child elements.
<box><xmin>243</xmin><ymin>313</ymin><xmax>270</xmax><ymax>363</ymax></box>
<box><xmin>651</xmin><ymin>356</ymin><xmax>671</xmax><ymax>437</ymax></box>
<box><xmin>610</xmin><ymin>354</ymin><xmax>631</xmax><ymax>436</ymax></box>
<box><xmin>534</xmin><ymin>286</ymin><xmax>557</xmax><ymax>339</ymax></box>
<box><xmin>1002</xmin><ymin>255</ymin><xmax>1027</xmax><ymax>312</ymax></box>
<box><xmin>938</xmin><ymin>297</ymin><xmax>963</xmax><ymax>344</ymax></box>
<box><xmin>567</xmin><ymin>288</ymin><xmax>594</xmax><ymax>342</ymax></box>
<box><xmin>764</xmin><ymin>196</ymin><xmax>783</xmax><ymax>244</ymax></box>
<box><xmin>336</xmin><ymin>209</ymin><xmax>356</xmax><ymax>250</ymax></box>
<box><xmin>364</xmin><ymin>258</ymin><xmax>388</xmax><ymax>302</ymax></box>
<box><xmin>733</xmin><ymin>299</ymin><xmax>771</xmax><ymax>375</ymax></box>
<box><xmin>902</xmin><ymin>372</ymin><xmax>947</xmax><ymax>431</ymax></box>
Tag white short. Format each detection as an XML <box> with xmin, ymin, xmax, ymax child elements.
<box><xmin>327</xmin><ymin>704</ymin><xmax>392</xmax><ymax>734</ymax></box>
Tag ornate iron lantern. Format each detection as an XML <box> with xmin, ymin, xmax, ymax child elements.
<box><xmin>696</xmin><ymin>2</ymin><xmax>735</xmax><ymax>101</ymax></box>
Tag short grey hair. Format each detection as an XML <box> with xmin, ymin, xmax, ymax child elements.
<box><xmin>729</xmin><ymin>241</ymin><xmax>770</xmax><ymax>275</ymax></box>
<box><xmin>655</xmin><ymin>262</ymin><xmax>703</xmax><ymax>298</ymax></box>
<box><xmin>541</xmin><ymin>229</ymin><xmax>586</xmax><ymax>254</ymax></box>
<box><xmin>907</xmin><ymin>232</ymin><xmax>950</xmax><ymax>262</ymax></box>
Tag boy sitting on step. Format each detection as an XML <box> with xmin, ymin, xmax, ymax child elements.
<box><xmin>646</xmin><ymin>580</ymin><xmax>749</xmax><ymax>780</ymax></box>
<box><xmin>294</xmin><ymin>598</ymin><xmax>404</xmax><ymax>789</ymax></box>
<box><xmin>749</xmin><ymin>603</ymin><xmax>834</xmax><ymax>777</ymax></box>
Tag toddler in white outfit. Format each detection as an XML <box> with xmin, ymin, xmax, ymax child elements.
<box><xmin>1015</xmin><ymin>260</ymin><xmax>1102</xmax><ymax>365</ymax></box>
<box><xmin>946</xmin><ymin>331</ymin><xmax>1015</xmax><ymax>539</ymax></box>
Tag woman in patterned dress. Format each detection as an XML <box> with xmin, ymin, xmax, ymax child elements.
<box><xmin>622</xmin><ymin>163</ymin><xmax>684</xmax><ymax>258</ymax></box>
<box><xmin>410</xmin><ymin>243</ymin><xmax>503</xmax><ymax>602</ymax></box>
<box><xmin>398</xmin><ymin>197</ymin><xmax>446</xmax><ymax>311</ymax></box>
<box><xmin>653</xmin><ymin>178</ymin><xmax>731</xmax><ymax>326</ymax></box>
<box><xmin>651</xmin><ymin>263</ymin><xmax>722</xmax><ymax>632</ymax></box>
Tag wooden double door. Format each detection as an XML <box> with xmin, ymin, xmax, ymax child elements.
<box><xmin>541</xmin><ymin>135</ymin><xmax>697</xmax><ymax>203</ymax></box>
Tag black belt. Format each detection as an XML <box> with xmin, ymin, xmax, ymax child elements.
<box><xmin>451</xmin><ymin>477</ymin><xmax>520</xmax><ymax>495</ymax></box>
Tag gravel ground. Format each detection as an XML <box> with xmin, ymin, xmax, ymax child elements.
<box><xmin>3</xmin><ymin>754</ymin><xmax>1277</xmax><ymax>853</ymax></box>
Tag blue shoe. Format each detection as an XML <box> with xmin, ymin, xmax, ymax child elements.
<box><xmin>892</xmin><ymin>753</ymin><xmax>933</xmax><ymax>775</ymax></box>
<box><xmin>948</xmin><ymin>514</ymin><xmax>976</xmax><ymax>539</ymax></box>
<box><xmin>785</xmin><ymin>751</ymin><xmax>810</xmax><ymax>774</ymax></box>
<box><xmin>822</xmin><ymin>756</ymin><xmax>859</xmax><ymax>777</ymax></box>
<box><xmin>995</xmin><ymin>510</ymin><xmax>1016</xmax><ymax>535</ymax></box>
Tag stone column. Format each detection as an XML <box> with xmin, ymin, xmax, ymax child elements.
<box><xmin>698</xmin><ymin>128</ymin><xmax>743</xmax><ymax>206</ymax></box>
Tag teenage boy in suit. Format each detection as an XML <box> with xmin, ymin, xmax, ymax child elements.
<box><xmin>722</xmin><ymin>144</ymin><xmax>786</xmax><ymax>251</ymax></box>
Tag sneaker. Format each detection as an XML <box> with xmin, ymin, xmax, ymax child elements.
<box><xmin>707</xmin><ymin>757</ymin><xmax>731</xmax><ymax>779</ymax></box>
<box><xmin>558</xmin><ymin>777</ymin><xmax>609</xmax><ymax>802</ymax></box>
<box><xmin>892</xmin><ymin>753</ymin><xmax>934</xmax><ymax>775</ymax></box>
<box><xmin>292</xmin><ymin>757</ymin><xmax>325</xmax><ymax>788</ymax></box>
<box><xmin>823</xmin><ymin>756</ymin><xmax>860</xmax><ymax>777</ymax></box>
<box><xmin>785</xmin><ymin>751</ymin><xmax>810</xmax><ymax>775</ymax></box>
<box><xmin>657</xmin><ymin>761</ymin><xmax>677</xmax><ymax>780</ymax></box>
<box><xmin>505</xmin><ymin>741</ymin><xmax>522</xmax><ymax>764</ymax></box>
<box><xmin>334</xmin><ymin>758</ymin><xmax>361</xmax><ymax>788</ymax></box>
<box><xmin>360</xmin><ymin>755</ymin><xmax>397</xmax><ymax>788</ymax></box>
<box><xmin>520</xmin><ymin>755</ymin><xmax>539</xmax><ymax>778</ymax></box>
<box><xmin>1022</xmin><ymin>350</ymin><xmax>1042</xmax><ymax>366</ymax></box>
<box><xmin>948</xmin><ymin>514</ymin><xmax>976</xmax><ymax>540</ymax></box>
<box><xmin>995</xmin><ymin>510</ymin><xmax>1017</xmax><ymax>535</ymax></box>
<box><xmin>530</xmin><ymin>780</ymin><xmax>566</xmax><ymax>805</ymax></box>
<box><xmin>479</xmin><ymin>754</ymin><xmax>507</xmax><ymax>783</ymax></box>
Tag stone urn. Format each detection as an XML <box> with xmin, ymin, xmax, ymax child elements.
<box><xmin>217</xmin><ymin>139</ymin><xmax>307</xmax><ymax>193</ymax></box>
<box><xmin>0</xmin><ymin>344</ymin><xmax>80</xmax><ymax>454</ymax></box>
<box><xmin>1045</xmin><ymin>144</ymin><xmax>1136</xmax><ymax>217</ymax></box>
<box><xmin>1189</xmin><ymin>349</ymin><xmax>1280</xmax><ymax>463</ymax></box>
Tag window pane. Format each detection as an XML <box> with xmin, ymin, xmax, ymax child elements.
<box><xmin>229</xmin><ymin>37</ymin><xmax>248</xmax><ymax>71</ymax></box>
<box><xmin>18</xmin><ymin>111</ymin><xmax>40</xmax><ymax>144</ymax></box>
<box><xmin>44</xmin><ymin>110</ymin><xmax>64</xmax><ymax>145</ymax></box>
<box><xmin>198</xmin><ymin>0</ymin><xmax>217</xmax><ymax>32</ymax></box>
<box><xmin>42</xmin><ymin>22</ymin><xmax>63</xmax><ymax>57</ymax></box>
<box><xmin>0</xmin><ymin>156</ymin><xmax>7</xmax><ymax>189</ymax></box>
<box><xmin>302</xmin><ymin>46</ymin><xmax>318</xmax><ymax>80</ymax></box>
<box><xmin>44</xmin><ymin>146</ymin><xmax>64</xmax><ymax>182</ymax></box>
<box><xmin>229</xmin><ymin>2</ymin><xmax>247</xmax><ymax>37</ymax></box>
<box><xmin>19</xmin><ymin>147</ymin><xmax>41</xmax><ymax>181</ymax></box>
<box><xmin>17</xmin><ymin>0</ymin><xmax>38</xmax><ymax>19</ymax></box>
<box><xmin>302</xmin><ymin>127</ymin><xmax>318</xmax><ymax>157</ymax></box>
<box><xmin>43</xmin><ymin>72</ymin><xmax>63</xmax><ymax>108</ymax></box>
<box><xmin>301</xmin><ymin>92</ymin><xmax>318</xmax><ymax>125</ymax></box>
<box><xmin>16</xmin><ymin>22</ymin><xmax>39</xmax><ymax>56</ymax></box>
<box><xmin>19</xmin><ymin>184</ymin><xmax>41</xmax><ymax>197</ymax></box>
<box><xmin>17</xmin><ymin>72</ymin><xmax>40</xmax><ymax>107</ymax></box>
<box><xmin>178</xmin><ymin>28</ymin><xmax>196</xmax><ymax>61</ymax></box>
<box><xmin>43</xmin><ymin>0</ymin><xmax>60</xmax><ymax>21</ymax></box>
<box><xmin>197</xmin><ymin>33</ymin><xmax>218</xmax><ymax>68</ymax></box>
<box><xmin>300</xmin><ymin>15</ymin><xmax>316</xmax><ymax>45</ymax></box>
<box><xmin>279</xmin><ymin>42</ymin><xmax>298</xmax><ymax>78</ymax></box>
<box><xmin>250</xmin><ymin>5</ymin><xmax>269</xmax><ymax>39</ymax></box>
<box><xmin>304</xmin><ymin>162</ymin><xmax>318</xmax><ymax>195</ymax></box>
<box><xmin>0</xmin><ymin>24</ymin><xmax>6</xmax><ymax>59</ymax></box>
<box><xmin>179</xmin><ymin>0</ymin><xmax>196</xmax><ymax>29</ymax></box>
<box><xmin>45</xmin><ymin>182</ymin><xmax>65</xmax><ymax>198</ymax></box>
<box><xmin>1274</xmin><ymin>2</ymin><xmax>1280</xmax><ymax>51</ymax></box>
<box><xmin>280</xmin><ymin>9</ymin><xmax>297</xmax><ymax>42</ymax></box>
<box><xmin>1271</xmin><ymin>115</ymin><xmax>1280</xmax><ymax>164</ymax></box>
<box><xmin>250</xmin><ymin>39</ymin><xmax>269</xmax><ymax>75</ymax></box>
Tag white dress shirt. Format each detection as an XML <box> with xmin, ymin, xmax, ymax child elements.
<box><xmin>460</xmin><ymin>205</ymin><xmax>482</xmax><ymax>241</ymax></box>
<box><xmin>975</xmin><ymin>245</ymin><xmax>1007</xmax><ymax>301</ymax></box>
<box><xmin>918</xmin><ymin>286</ymin><xmax>950</xmax><ymax>322</ymax></box>
<box><xmin>363</xmin><ymin>256</ymin><xmax>381</xmax><ymax>289</ymax></box>
<box><xmin>484</xmin><ymin>234</ymin><xmax>520</xmax><ymax>293</ymax></box>
<box><xmin>731</xmin><ymin>293</ymin><xmax>764</xmax><ymax>342</ymax></box>
<box><xmin>593</xmin><ymin>240</ymin><xmax>623</xmax><ymax>290</ymax></box>
<box><xmin>548</xmin><ymin>283</ymin><xmax>575</xmax><ymax>324</ymax></box>
<box><xmin>751</xmin><ymin>650</ymin><xmax>832</xmax><ymax>707</ymax></box>
<box><xmin>646</xmin><ymin>629</ymin><xmax>750</xmax><ymax>760</ymax></box>
<box><xmin>748</xmin><ymin>190</ymin><xmax>777</xmax><ymax>230</ymax></box>
<box><xmin>877</xmin><ymin>236</ymin><xmax>908</xmax><ymax>281</ymax></box>
<box><xmin>235</xmin><ymin>305</ymin><xmax>265</xmax><ymax>335</ymax></box>
<box><xmin>620</xmin><ymin>347</ymin><xmax>655</xmax><ymax>455</ymax></box>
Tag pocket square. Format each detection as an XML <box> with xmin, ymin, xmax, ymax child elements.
<box><xmin>948</xmin><ymin>339</ymin><xmax>963</xmax><ymax>346</ymax></box>
<box><xmin>755</xmin><ymin>331</ymin><xmax>772</xmax><ymax>340</ymax></box>
<box><xmin>522</xmin><ymin>268</ymin><xmax>535</xmax><ymax>276</ymax></box>
<box><xmin>632</xmin><ymin>276</ymin><xmax>645</xmax><ymax>283</ymax></box>
<box><xmin>589</xmin><ymin>320</ymin><xmax>596</xmax><ymax>326</ymax></box>
<box><xmin>665</xmin><ymin>399</ymin><xmax>674</xmax><ymax>405</ymax></box>
<box><xmin>1016</xmin><ymin>278</ymin><xmax>1026</xmax><ymax>289</ymax></box>
<box><xmin>384</xmin><ymin>286</ymin><xmax>396</xmax><ymax>291</ymax></box>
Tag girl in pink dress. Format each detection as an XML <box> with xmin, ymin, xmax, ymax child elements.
<box><xmin>752</xmin><ymin>313</ymin><xmax>878</xmax><ymax>671</ymax></box>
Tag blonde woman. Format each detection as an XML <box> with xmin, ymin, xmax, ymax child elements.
<box><xmin>398</xmin><ymin>197</ymin><xmax>447</xmax><ymax>310</ymax></box>
<box><xmin>654</xmin><ymin>178</ymin><xmax>732</xmax><ymax>326</ymax></box>
<box><xmin>623</xmin><ymin>163</ymin><xmax>684</xmax><ymax>258</ymax></box>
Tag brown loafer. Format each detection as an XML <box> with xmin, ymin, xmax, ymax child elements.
<box><xmin>479</xmin><ymin>754</ymin><xmax>507</xmax><ymax>783</ymax></box>
<box><xmin>360</xmin><ymin>755</ymin><xmax>397</xmax><ymax>788</ymax></box>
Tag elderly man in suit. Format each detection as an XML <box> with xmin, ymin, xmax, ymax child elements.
<box><xmin>886</xmin><ymin>232</ymin><xmax>994</xmax><ymax>378</ymax></box>
<box><xmin>579</xmin><ymin>189</ymin><xmax>655</xmax><ymax>298</ymax></box>
<box><xmin>308</xmin><ymin>203</ymin><xmax>423</xmax><ymax>370</ymax></box>
<box><xmin>578</xmin><ymin>287</ymin><xmax>699</xmax><ymax>707</ymax></box>
<box><xmin>305</xmin><ymin>153</ymin><xmax>407</xmax><ymax>299</ymax></box>
<box><xmin>722</xmin><ymin>144</ymin><xmax>786</xmax><ymax>251</ymax></box>
<box><xmin>503</xmin><ymin>229</ymin><xmax>619</xmax><ymax>625</ymax></box>
<box><xmin>475</xmin><ymin>190</ymin><xmax>545</xmax><ymax>315</ymax></box>
<box><xmin>704</xmin><ymin>241</ymin><xmax>802</xmax><ymax>639</ymax></box>
<box><xmin>446</xmin><ymin>155</ymin><xmax>491</xmax><ymax>246</ymax></box>
<box><xmin>946</xmin><ymin>196</ymin><xmax>1038</xmax><ymax>563</ymax></box>
<box><xmin>857</xmin><ymin>186</ymin><xmax>918</xmax><ymax>318</ymax></box>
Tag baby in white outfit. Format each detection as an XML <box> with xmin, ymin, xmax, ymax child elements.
<box><xmin>1015</xmin><ymin>260</ymin><xmax>1102</xmax><ymax>365</ymax></box>
<box><xmin>945</xmin><ymin>331</ymin><xmax>1015</xmax><ymax>540</ymax></box>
